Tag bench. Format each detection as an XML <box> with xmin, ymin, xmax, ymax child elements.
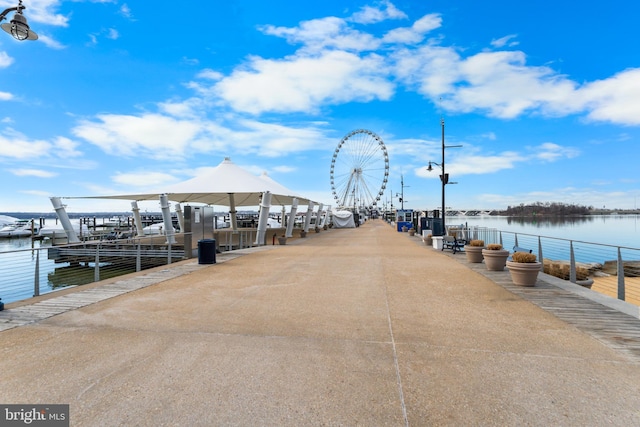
<box><xmin>442</xmin><ymin>235</ymin><xmax>464</xmax><ymax>254</ymax></box>
<box><xmin>512</xmin><ymin>246</ymin><xmax>532</xmax><ymax>254</ymax></box>
<box><xmin>509</xmin><ymin>246</ymin><xmax>533</xmax><ymax>261</ymax></box>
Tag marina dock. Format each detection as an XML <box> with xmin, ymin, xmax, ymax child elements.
<box><xmin>1</xmin><ymin>220</ymin><xmax>639</xmax><ymax>426</ymax></box>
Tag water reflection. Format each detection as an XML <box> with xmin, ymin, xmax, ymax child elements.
<box><xmin>505</xmin><ymin>216</ymin><xmax>594</xmax><ymax>227</ymax></box>
<box><xmin>458</xmin><ymin>215</ymin><xmax>639</xmax><ymax>248</ymax></box>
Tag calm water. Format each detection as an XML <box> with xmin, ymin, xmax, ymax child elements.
<box><xmin>449</xmin><ymin>214</ymin><xmax>640</xmax><ymax>249</ymax></box>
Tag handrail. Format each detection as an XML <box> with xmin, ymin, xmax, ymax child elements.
<box><xmin>454</xmin><ymin>226</ymin><xmax>640</xmax><ymax>306</ymax></box>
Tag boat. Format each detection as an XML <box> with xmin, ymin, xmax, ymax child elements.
<box><xmin>0</xmin><ymin>219</ymin><xmax>38</xmax><ymax>238</ymax></box>
<box><xmin>37</xmin><ymin>220</ymin><xmax>90</xmax><ymax>241</ymax></box>
<box><xmin>0</xmin><ymin>215</ymin><xmax>19</xmax><ymax>226</ymax></box>
<box><xmin>142</xmin><ymin>223</ymin><xmax>175</xmax><ymax>236</ymax></box>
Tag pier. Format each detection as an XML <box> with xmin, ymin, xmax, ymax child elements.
<box><xmin>1</xmin><ymin>220</ymin><xmax>639</xmax><ymax>425</ymax></box>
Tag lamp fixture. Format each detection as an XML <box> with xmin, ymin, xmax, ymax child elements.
<box><xmin>1</xmin><ymin>1</ymin><xmax>38</xmax><ymax>41</ymax></box>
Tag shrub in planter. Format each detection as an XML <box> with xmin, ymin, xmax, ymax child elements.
<box><xmin>506</xmin><ymin>251</ymin><xmax>542</xmax><ymax>286</ymax></box>
<box><xmin>465</xmin><ymin>239</ymin><xmax>485</xmax><ymax>263</ymax></box>
<box><xmin>482</xmin><ymin>243</ymin><xmax>510</xmax><ymax>271</ymax></box>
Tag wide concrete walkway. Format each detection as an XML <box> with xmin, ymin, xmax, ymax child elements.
<box><xmin>1</xmin><ymin>219</ymin><xmax>639</xmax><ymax>426</ymax></box>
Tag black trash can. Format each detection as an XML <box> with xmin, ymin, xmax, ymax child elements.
<box><xmin>198</xmin><ymin>239</ymin><xmax>216</xmax><ymax>264</ymax></box>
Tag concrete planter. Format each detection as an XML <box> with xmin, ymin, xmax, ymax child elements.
<box><xmin>299</xmin><ymin>230</ymin><xmax>307</xmax><ymax>238</ymax></box>
<box><xmin>278</xmin><ymin>237</ymin><xmax>287</xmax><ymax>245</ymax></box>
<box><xmin>506</xmin><ymin>261</ymin><xmax>542</xmax><ymax>286</ymax></box>
<box><xmin>465</xmin><ymin>245</ymin><xmax>485</xmax><ymax>263</ymax></box>
<box><xmin>482</xmin><ymin>249</ymin><xmax>510</xmax><ymax>271</ymax></box>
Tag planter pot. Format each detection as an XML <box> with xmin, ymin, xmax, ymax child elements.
<box><xmin>299</xmin><ymin>230</ymin><xmax>307</xmax><ymax>238</ymax></box>
<box><xmin>482</xmin><ymin>249</ymin><xmax>510</xmax><ymax>271</ymax></box>
<box><xmin>408</xmin><ymin>229</ymin><xmax>415</xmax><ymax>236</ymax></box>
<box><xmin>424</xmin><ymin>237</ymin><xmax>433</xmax><ymax>246</ymax></box>
<box><xmin>401</xmin><ymin>226</ymin><xmax>408</xmax><ymax>232</ymax></box>
<box><xmin>277</xmin><ymin>237</ymin><xmax>287</xmax><ymax>245</ymax></box>
<box><xmin>506</xmin><ymin>261</ymin><xmax>542</xmax><ymax>286</ymax></box>
<box><xmin>315</xmin><ymin>227</ymin><xmax>320</xmax><ymax>233</ymax></box>
<box><xmin>465</xmin><ymin>245</ymin><xmax>485</xmax><ymax>263</ymax></box>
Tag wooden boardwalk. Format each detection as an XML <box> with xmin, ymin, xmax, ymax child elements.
<box><xmin>456</xmin><ymin>250</ymin><xmax>640</xmax><ymax>363</ymax></box>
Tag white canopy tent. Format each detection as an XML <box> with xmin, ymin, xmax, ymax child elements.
<box><xmin>331</xmin><ymin>210</ymin><xmax>356</xmax><ymax>228</ymax></box>
<box><xmin>59</xmin><ymin>157</ymin><xmax>317</xmax><ymax>244</ymax></box>
<box><xmin>73</xmin><ymin>157</ymin><xmax>312</xmax><ymax>208</ymax></box>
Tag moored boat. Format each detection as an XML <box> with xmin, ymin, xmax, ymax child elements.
<box><xmin>0</xmin><ymin>220</ymin><xmax>38</xmax><ymax>238</ymax></box>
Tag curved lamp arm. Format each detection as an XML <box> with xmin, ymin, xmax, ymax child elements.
<box><xmin>1</xmin><ymin>1</ymin><xmax>38</xmax><ymax>41</ymax></box>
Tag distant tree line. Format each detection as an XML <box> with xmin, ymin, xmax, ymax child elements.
<box><xmin>497</xmin><ymin>202</ymin><xmax>592</xmax><ymax>216</ymax></box>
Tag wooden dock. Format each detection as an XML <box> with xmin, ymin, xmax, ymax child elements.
<box><xmin>459</xmin><ymin>252</ymin><xmax>640</xmax><ymax>363</ymax></box>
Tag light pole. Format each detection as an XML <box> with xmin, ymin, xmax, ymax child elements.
<box><xmin>395</xmin><ymin>174</ymin><xmax>409</xmax><ymax>210</ymax></box>
<box><xmin>427</xmin><ymin>118</ymin><xmax>461</xmax><ymax>235</ymax></box>
<box><xmin>1</xmin><ymin>1</ymin><xmax>37</xmax><ymax>41</ymax></box>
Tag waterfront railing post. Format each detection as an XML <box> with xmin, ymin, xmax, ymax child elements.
<box><xmin>136</xmin><ymin>241</ymin><xmax>141</xmax><ymax>272</ymax></box>
<box><xmin>34</xmin><ymin>250</ymin><xmax>40</xmax><ymax>297</ymax></box>
<box><xmin>617</xmin><ymin>248</ymin><xmax>625</xmax><ymax>301</ymax></box>
<box><xmin>538</xmin><ymin>236</ymin><xmax>544</xmax><ymax>272</ymax></box>
<box><xmin>570</xmin><ymin>241</ymin><xmax>577</xmax><ymax>283</ymax></box>
<box><xmin>167</xmin><ymin>242</ymin><xmax>172</xmax><ymax>265</ymax></box>
<box><xmin>94</xmin><ymin>245</ymin><xmax>100</xmax><ymax>283</ymax></box>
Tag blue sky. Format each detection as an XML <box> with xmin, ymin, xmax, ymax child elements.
<box><xmin>1</xmin><ymin>0</ymin><xmax>639</xmax><ymax>213</ymax></box>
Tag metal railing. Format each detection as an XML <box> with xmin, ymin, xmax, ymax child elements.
<box><xmin>0</xmin><ymin>234</ymin><xmax>188</xmax><ymax>305</ymax></box>
<box><xmin>450</xmin><ymin>226</ymin><xmax>640</xmax><ymax>306</ymax></box>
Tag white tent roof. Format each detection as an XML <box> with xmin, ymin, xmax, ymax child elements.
<box><xmin>70</xmin><ymin>157</ymin><xmax>314</xmax><ymax>207</ymax></box>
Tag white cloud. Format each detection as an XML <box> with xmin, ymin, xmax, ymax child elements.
<box><xmin>0</xmin><ymin>128</ymin><xmax>52</xmax><ymax>160</ymax></box>
<box><xmin>576</xmin><ymin>68</ymin><xmax>640</xmax><ymax>125</ymax></box>
<box><xmin>0</xmin><ymin>91</ymin><xmax>13</xmax><ymax>101</ymax></box>
<box><xmin>0</xmin><ymin>51</ymin><xmax>13</xmax><ymax>68</ymax></box>
<box><xmin>382</xmin><ymin>14</ymin><xmax>442</xmax><ymax>44</ymax></box>
<box><xmin>229</xmin><ymin>119</ymin><xmax>333</xmax><ymax>157</ymax></box>
<box><xmin>261</xmin><ymin>17</ymin><xmax>380</xmax><ymax>52</ymax></box>
<box><xmin>349</xmin><ymin>0</ymin><xmax>407</xmax><ymax>24</ymax></box>
<box><xmin>70</xmin><ymin>110</ymin><xmax>334</xmax><ymax>160</ymax></box>
<box><xmin>120</xmin><ymin>3</ymin><xmax>133</xmax><ymax>20</ymax></box>
<box><xmin>112</xmin><ymin>171</ymin><xmax>177</xmax><ymax>187</ymax></box>
<box><xmin>107</xmin><ymin>28</ymin><xmax>119</xmax><ymax>40</ymax></box>
<box><xmin>71</xmin><ymin>113</ymin><xmax>204</xmax><ymax>160</ymax></box>
<box><xmin>196</xmin><ymin>69</ymin><xmax>223</xmax><ymax>80</ymax></box>
<box><xmin>273</xmin><ymin>165</ymin><xmax>297</xmax><ymax>173</ymax></box>
<box><xmin>9</xmin><ymin>168</ymin><xmax>57</xmax><ymax>178</ymax></box>
<box><xmin>53</xmin><ymin>136</ymin><xmax>83</xmax><ymax>158</ymax></box>
<box><xmin>533</xmin><ymin>142</ymin><xmax>580</xmax><ymax>161</ymax></box>
<box><xmin>450</xmin><ymin>51</ymin><xmax>577</xmax><ymax>118</ymax></box>
<box><xmin>213</xmin><ymin>50</ymin><xmax>393</xmax><ymax>114</ymax></box>
<box><xmin>21</xmin><ymin>0</ymin><xmax>70</xmax><ymax>27</ymax></box>
<box><xmin>416</xmin><ymin>151</ymin><xmax>524</xmax><ymax>178</ymax></box>
<box><xmin>491</xmin><ymin>34</ymin><xmax>519</xmax><ymax>48</ymax></box>
<box><xmin>34</xmin><ymin>33</ymin><xmax>66</xmax><ymax>49</ymax></box>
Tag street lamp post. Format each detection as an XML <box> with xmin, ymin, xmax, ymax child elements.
<box><xmin>1</xmin><ymin>1</ymin><xmax>38</xmax><ymax>41</ymax></box>
<box><xmin>427</xmin><ymin>118</ymin><xmax>461</xmax><ymax>235</ymax></box>
<box><xmin>395</xmin><ymin>174</ymin><xmax>409</xmax><ymax>210</ymax></box>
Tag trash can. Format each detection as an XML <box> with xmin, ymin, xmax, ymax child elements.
<box><xmin>431</xmin><ymin>218</ymin><xmax>444</xmax><ymax>236</ymax></box>
<box><xmin>198</xmin><ymin>239</ymin><xmax>216</xmax><ymax>264</ymax></box>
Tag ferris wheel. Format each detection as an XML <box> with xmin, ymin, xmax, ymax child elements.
<box><xmin>330</xmin><ymin>129</ymin><xmax>389</xmax><ymax>210</ymax></box>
